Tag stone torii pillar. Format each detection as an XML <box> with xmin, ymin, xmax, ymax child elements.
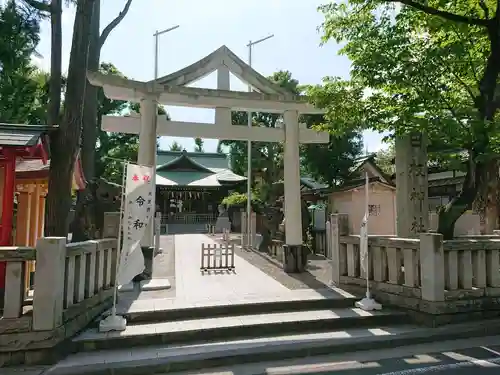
<box><xmin>138</xmin><ymin>95</ymin><xmax>157</xmax><ymax>250</ymax></box>
<box><xmin>282</xmin><ymin>109</ymin><xmax>306</xmax><ymax>272</ymax></box>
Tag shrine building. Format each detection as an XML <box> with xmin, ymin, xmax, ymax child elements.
<box><xmin>155</xmin><ymin>150</ymin><xmax>246</xmax><ymax>227</ymax></box>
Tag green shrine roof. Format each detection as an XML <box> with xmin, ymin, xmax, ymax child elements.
<box><xmin>155</xmin><ymin>150</ymin><xmax>246</xmax><ymax>187</ymax></box>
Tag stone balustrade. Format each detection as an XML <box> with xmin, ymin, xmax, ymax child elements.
<box><xmin>327</xmin><ymin>213</ymin><xmax>500</xmax><ymax>324</ymax></box>
<box><xmin>0</xmin><ymin>213</ymin><xmax>120</xmax><ymax>366</ymax></box>
<box><xmin>269</xmin><ymin>239</ymin><xmax>285</xmax><ymax>262</ymax></box>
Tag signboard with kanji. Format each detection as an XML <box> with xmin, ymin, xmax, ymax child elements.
<box><xmin>117</xmin><ymin>163</ymin><xmax>154</xmax><ymax>285</ymax></box>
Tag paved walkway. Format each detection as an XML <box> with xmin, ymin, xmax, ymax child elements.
<box><xmin>174</xmin><ymin>234</ymin><xmax>291</xmax><ymax>301</ymax></box>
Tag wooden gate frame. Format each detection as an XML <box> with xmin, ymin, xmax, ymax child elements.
<box><xmin>200</xmin><ymin>243</ymin><xmax>235</xmax><ymax>271</ymax></box>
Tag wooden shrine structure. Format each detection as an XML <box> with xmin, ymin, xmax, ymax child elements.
<box><xmin>0</xmin><ymin>124</ymin><xmax>86</xmax><ymax>297</ymax></box>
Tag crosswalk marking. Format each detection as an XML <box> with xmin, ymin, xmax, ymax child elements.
<box><xmin>368</xmin><ymin>328</ymin><xmax>391</xmax><ymax>336</ymax></box>
<box><xmin>403</xmin><ymin>354</ymin><xmax>440</xmax><ymax>365</ymax></box>
<box><xmin>481</xmin><ymin>346</ymin><xmax>500</xmax><ymax>357</ymax></box>
<box><xmin>442</xmin><ymin>351</ymin><xmax>500</xmax><ymax>367</ymax></box>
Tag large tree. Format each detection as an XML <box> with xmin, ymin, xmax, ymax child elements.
<box><xmin>43</xmin><ymin>0</ymin><xmax>96</xmax><ymax>236</ymax></box>
<box><xmin>314</xmin><ymin>0</ymin><xmax>500</xmax><ymax>238</ymax></box>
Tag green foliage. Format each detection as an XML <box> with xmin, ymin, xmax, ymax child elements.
<box><xmin>222</xmin><ymin>192</ymin><xmax>261</xmax><ymax>206</ymax></box>
<box><xmin>194</xmin><ymin>137</ymin><xmax>204</xmax><ymax>152</ymax></box>
<box><xmin>223</xmin><ymin>70</ymin><xmax>363</xmax><ymax>200</ymax></box>
<box><xmin>300</xmin><ymin>114</ymin><xmax>364</xmax><ymax>185</ymax></box>
<box><xmin>314</xmin><ymin>1</ymin><xmax>491</xmax><ymax>148</ymax></box>
<box><xmin>169</xmin><ymin>141</ymin><xmax>183</xmax><ymax>151</ymax></box>
<box><xmin>375</xmin><ymin>145</ymin><xmax>395</xmax><ymax>175</ymax></box>
<box><xmin>0</xmin><ymin>1</ymin><xmax>47</xmax><ymax>124</ymax></box>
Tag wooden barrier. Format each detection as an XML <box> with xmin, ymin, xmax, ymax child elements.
<box><xmin>200</xmin><ymin>243</ymin><xmax>235</xmax><ymax>271</ymax></box>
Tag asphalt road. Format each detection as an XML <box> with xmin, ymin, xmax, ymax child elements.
<box><xmin>320</xmin><ymin>345</ymin><xmax>500</xmax><ymax>374</ymax></box>
<box><xmin>166</xmin><ymin>336</ymin><xmax>500</xmax><ymax>375</ymax></box>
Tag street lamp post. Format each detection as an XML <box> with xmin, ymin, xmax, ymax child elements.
<box><xmin>150</xmin><ymin>25</ymin><xmax>179</xmax><ymax>242</ymax></box>
<box><xmin>154</xmin><ymin>25</ymin><xmax>180</xmax><ymax>81</ymax></box>
<box><xmin>246</xmin><ymin>34</ymin><xmax>274</xmax><ymax>248</ymax></box>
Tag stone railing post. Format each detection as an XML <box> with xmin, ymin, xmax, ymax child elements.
<box><xmin>241</xmin><ymin>211</ymin><xmax>247</xmax><ymax>247</ymax></box>
<box><xmin>103</xmin><ymin>212</ymin><xmax>120</xmax><ymax>238</ymax></box>
<box><xmin>251</xmin><ymin>212</ymin><xmax>257</xmax><ymax>249</ymax></box>
<box><xmin>330</xmin><ymin>213</ymin><xmax>349</xmax><ymax>285</ymax></box>
<box><xmin>419</xmin><ymin>232</ymin><xmax>445</xmax><ymax>302</ymax></box>
<box><xmin>32</xmin><ymin>237</ymin><xmax>66</xmax><ymax>331</ymax></box>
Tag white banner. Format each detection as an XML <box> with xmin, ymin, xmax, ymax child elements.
<box><xmin>117</xmin><ymin>163</ymin><xmax>154</xmax><ymax>285</ymax></box>
<box><xmin>360</xmin><ymin>212</ymin><xmax>368</xmax><ymax>273</ymax></box>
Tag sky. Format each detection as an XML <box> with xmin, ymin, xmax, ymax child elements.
<box><xmin>34</xmin><ymin>0</ymin><xmax>389</xmax><ymax>153</ymax></box>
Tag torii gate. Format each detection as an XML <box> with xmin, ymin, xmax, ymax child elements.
<box><xmin>87</xmin><ymin>45</ymin><xmax>329</xmax><ymax>272</ymax></box>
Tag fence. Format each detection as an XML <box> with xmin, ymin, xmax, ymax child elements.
<box><xmin>200</xmin><ymin>243</ymin><xmax>235</xmax><ymax>271</ymax></box>
<box><xmin>0</xmin><ymin>213</ymin><xmax>119</xmax><ymax>366</ymax></box>
<box><xmin>162</xmin><ymin>213</ymin><xmax>216</xmax><ymax>225</ymax></box>
<box><xmin>327</xmin><ymin>213</ymin><xmax>500</xmax><ymax>322</ymax></box>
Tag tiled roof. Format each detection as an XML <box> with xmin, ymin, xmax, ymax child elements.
<box><xmin>15</xmin><ymin>159</ymin><xmax>50</xmax><ymax>173</ymax></box>
<box><xmin>0</xmin><ymin>124</ymin><xmax>54</xmax><ymax>147</ymax></box>
<box><xmin>155</xmin><ymin>150</ymin><xmax>246</xmax><ymax>187</ymax></box>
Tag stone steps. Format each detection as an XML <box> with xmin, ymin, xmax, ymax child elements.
<box><xmin>75</xmin><ymin>307</ymin><xmax>408</xmax><ymax>352</ymax></box>
<box><xmin>48</xmin><ymin>320</ymin><xmax>500</xmax><ymax>375</ymax></box>
<box><xmin>106</xmin><ymin>289</ymin><xmax>358</xmax><ymax>325</ymax></box>
<box><xmin>62</xmin><ymin>289</ymin><xmax>412</xmax><ymax>373</ymax></box>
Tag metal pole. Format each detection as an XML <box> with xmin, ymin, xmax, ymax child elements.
<box><xmin>152</xmin><ymin>24</ymin><xmax>179</xmax><ymax>245</ymax></box>
<box><xmin>246</xmin><ymin>41</ymin><xmax>252</xmax><ymax>248</ymax></box>
<box><xmin>154</xmin><ymin>32</ymin><xmax>159</xmax><ymax>82</ymax></box>
<box><xmin>245</xmin><ymin>34</ymin><xmax>274</xmax><ymax>249</ymax></box>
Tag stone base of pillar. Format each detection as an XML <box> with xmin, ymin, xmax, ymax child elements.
<box><xmin>283</xmin><ymin>244</ymin><xmax>308</xmax><ymax>273</ymax></box>
<box><xmin>132</xmin><ymin>246</ymin><xmax>154</xmax><ymax>281</ymax></box>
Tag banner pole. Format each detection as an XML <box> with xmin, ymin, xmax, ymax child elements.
<box><xmin>364</xmin><ymin>172</ymin><xmax>370</xmax><ymax>299</ymax></box>
<box><xmin>355</xmin><ymin>172</ymin><xmax>382</xmax><ymax>311</ymax></box>
<box><xmin>100</xmin><ymin>162</ymin><xmax>128</xmax><ymax>332</ymax></box>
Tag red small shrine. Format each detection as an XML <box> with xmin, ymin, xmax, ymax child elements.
<box><xmin>0</xmin><ymin>124</ymin><xmax>54</xmax><ymax>293</ymax></box>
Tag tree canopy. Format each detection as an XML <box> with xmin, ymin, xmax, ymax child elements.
<box><xmin>222</xmin><ymin>70</ymin><xmax>363</xmax><ymax>204</ymax></box>
<box><xmin>0</xmin><ymin>1</ymin><xmax>47</xmax><ymax>124</ymax></box>
<box><xmin>312</xmin><ymin>0</ymin><xmax>500</xmax><ymax>237</ymax></box>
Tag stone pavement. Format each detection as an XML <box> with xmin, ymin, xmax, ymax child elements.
<box><xmin>174</xmin><ymin>234</ymin><xmax>291</xmax><ymax>301</ymax></box>
<box><xmin>112</xmin><ymin>233</ymin><xmax>350</xmax><ymax>315</ymax></box>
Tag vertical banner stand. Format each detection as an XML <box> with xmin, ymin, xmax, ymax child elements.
<box><xmin>99</xmin><ymin>162</ymin><xmax>128</xmax><ymax>332</ymax></box>
<box><xmin>355</xmin><ymin>172</ymin><xmax>382</xmax><ymax>311</ymax></box>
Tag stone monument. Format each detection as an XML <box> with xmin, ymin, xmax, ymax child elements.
<box><xmin>395</xmin><ymin>133</ymin><xmax>429</xmax><ymax>238</ymax></box>
<box><xmin>215</xmin><ymin>203</ymin><xmax>231</xmax><ymax>232</ymax></box>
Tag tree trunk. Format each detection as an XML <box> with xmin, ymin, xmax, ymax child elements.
<box><xmin>48</xmin><ymin>0</ymin><xmax>62</xmax><ymax>127</ymax></box>
<box><xmin>44</xmin><ymin>0</ymin><xmax>95</xmax><ymax>237</ymax></box>
<box><xmin>71</xmin><ymin>0</ymin><xmax>133</xmax><ymax>241</ymax></box>
<box><xmin>71</xmin><ymin>0</ymin><xmax>100</xmax><ymax>242</ymax></box>
<box><xmin>437</xmin><ymin>156</ymin><xmax>483</xmax><ymax>239</ymax></box>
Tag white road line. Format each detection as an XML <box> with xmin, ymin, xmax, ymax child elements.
<box><xmin>481</xmin><ymin>346</ymin><xmax>500</xmax><ymax>357</ymax></box>
<box><xmin>376</xmin><ymin>357</ymin><xmax>500</xmax><ymax>375</ymax></box>
<box><xmin>442</xmin><ymin>351</ymin><xmax>500</xmax><ymax>367</ymax></box>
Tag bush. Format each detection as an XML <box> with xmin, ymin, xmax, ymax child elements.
<box><xmin>222</xmin><ymin>192</ymin><xmax>263</xmax><ymax>213</ymax></box>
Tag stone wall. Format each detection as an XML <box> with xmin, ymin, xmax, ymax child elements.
<box><xmin>0</xmin><ymin>213</ymin><xmax>120</xmax><ymax>366</ymax></box>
